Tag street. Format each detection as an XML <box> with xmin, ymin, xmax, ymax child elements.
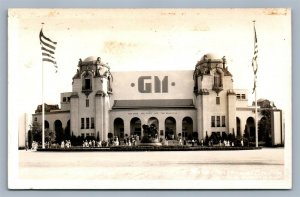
<box><xmin>16</xmin><ymin>148</ymin><xmax>289</xmax><ymax>189</ymax></box>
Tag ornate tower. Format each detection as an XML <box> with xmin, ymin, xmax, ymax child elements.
<box><xmin>193</xmin><ymin>53</ymin><xmax>236</xmax><ymax>140</ymax></box>
<box><xmin>70</xmin><ymin>56</ymin><xmax>112</xmax><ymax>140</ymax></box>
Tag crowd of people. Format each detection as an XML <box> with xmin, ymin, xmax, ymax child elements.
<box><xmin>82</xmin><ymin>139</ymin><xmax>104</xmax><ymax>147</ymax></box>
<box><xmin>175</xmin><ymin>137</ymin><xmax>245</xmax><ymax>147</ymax></box>
<box><xmin>30</xmin><ymin>141</ymin><xmax>38</xmax><ymax>151</ymax></box>
<box><xmin>66</xmin><ymin>136</ymin><xmax>245</xmax><ymax>148</ymax></box>
<box><xmin>28</xmin><ymin>134</ymin><xmax>246</xmax><ymax>151</ymax></box>
<box><xmin>79</xmin><ymin>135</ymin><xmax>141</xmax><ymax>148</ymax></box>
<box><xmin>61</xmin><ymin>140</ymin><xmax>72</xmax><ymax>148</ymax></box>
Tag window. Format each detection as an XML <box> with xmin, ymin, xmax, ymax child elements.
<box><xmin>211</xmin><ymin>116</ymin><xmax>215</xmax><ymax>127</ymax></box>
<box><xmin>85</xmin><ymin>79</ymin><xmax>91</xmax><ymax>90</ymax></box>
<box><xmin>86</xmin><ymin>99</ymin><xmax>89</xmax><ymax>107</ymax></box>
<box><xmin>214</xmin><ymin>73</ymin><xmax>221</xmax><ymax>87</ymax></box>
<box><xmin>81</xmin><ymin>118</ymin><xmax>84</xmax><ymax>129</ymax></box>
<box><xmin>82</xmin><ymin>73</ymin><xmax>93</xmax><ymax>92</ymax></box>
<box><xmin>91</xmin><ymin>117</ymin><xmax>95</xmax><ymax>129</ymax></box>
<box><xmin>91</xmin><ymin>133</ymin><xmax>95</xmax><ymax>137</ymax></box>
<box><xmin>216</xmin><ymin>116</ymin><xmax>221</xmax><ymax>127</ymax></box>
<box><xmin>107</xmin><ymin>76</ymin><xmax>112</xmax><ymax>92</ymax></box>
<box><xmin>34</xmin><ymin>117</ymin><xmax>37</xmax><ymax>121</ymax></box>
<box><xmin>81</xmin><ymin>133</ymin><xmax>85</xmax><ymax>138</ymax></box>
<box><xmin>86</xmin><ymin>133</ymin><xmax>90</xmax><ymax>136</ymax></box>
<box><xmin>67</xmin><ymin>97</ymin><xmax>70</xmax><ymax>102</ymax></box>
<box><xmin>86</xmin><ymin>118</ymin><xmax>90</xmax><ymax>129</ymax></box>
<box><xmin>216</xmin><ymin>97</ymin><xmax>220</xmax><ymax>105</ymax></box>
<box><xmin>63</xmin><ymin>97</ymin><xmax>66</xmax><ymax>102</ymax></box>
<box><xmin>237</xmin><ymin>94</ymin><xmax>246</xmax><ymax>100</ymax></box>
<box><xmin>222</xmin><ymin>116</ymin><xmax>226</xmax><ymax>127</ymax></box>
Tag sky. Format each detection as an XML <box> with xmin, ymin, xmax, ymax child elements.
<box><xmin>8</xmin><ymin>8</ymin><xmax>291</xmax><ymax>119</ymax></box>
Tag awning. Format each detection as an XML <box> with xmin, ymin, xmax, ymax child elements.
<box><xmin>112</xmin><ymin>99</ymin><xmax>195</xmax><ymax>109</ymax></box>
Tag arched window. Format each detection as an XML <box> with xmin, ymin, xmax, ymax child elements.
<box><xmin>148</xmin><ymin>117</ymin><xmax>159</xmax><ymax>130</ymax></box>
<box><xmin>214</xmin><ymin>72</ymin><xmax>221</xmax><ymax>87</ymax></box>
<box><xmin>54</xmin><ymin>120</ymin><xmax>63</xmax><ymax>143</ymax></box>
<box><xmin>44</xmin><ymin>120</ymin><xmax>49</xmax><ymax>129</ymax></box>
<box><xmin>130</xmin><ymin>117</ymin><xmax>141</xmax><ymax>137</ymax></box>
<box><xmin>246</xmin><ymin>117</ymin><xmax>255</xmax><ymax>141</ymax></box>
<box><xmin>114</xmin><ymin>118</ymin><xmax>124</xmax><ymax>139</ymax></box>
<box><xmin>212</xmin><ymin>70</ymin><xmax>223</xmax><ymax>94</ymax></box>
<box><xmin>82</xmin><ymin>72</ymin><xmax>92</xmax><ymax>91</ymax></box>
<box><xmin>182</xmin><ymin>117</ymin><xmax>193</xmax><ymax>139</ymax></box>
<box><xmin>165</xmin><ymin>117</ymin><xmax>176</xmax><ymax>140</ymax></box>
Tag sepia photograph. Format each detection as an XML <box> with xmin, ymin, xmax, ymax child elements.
<box><xmin>8</xmin><ymin>8</ymin><xmax>291</xmax><ymax>189</ymax></box>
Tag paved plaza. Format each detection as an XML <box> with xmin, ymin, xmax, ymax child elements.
<box><xmin>16</xmin><ymin>148</ymin><xmax>290</xmax><ymax>189</ymax></box>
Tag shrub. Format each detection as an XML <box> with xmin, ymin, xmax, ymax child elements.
<box><xmin>141</xmin><ymin>135</ymin><xmax>152</xmax><ymax>143</ymax></box>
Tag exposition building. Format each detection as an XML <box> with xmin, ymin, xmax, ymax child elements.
<box><xmin>32</xmin><ymin>54</ymin><xmax>284</xmax><ymax>145</ymax></box>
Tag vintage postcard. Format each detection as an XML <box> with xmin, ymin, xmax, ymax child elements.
<box><xmin>8</xmin><ymin>8</ymin><xmax>291</xmax><ymax>189</ymax></box>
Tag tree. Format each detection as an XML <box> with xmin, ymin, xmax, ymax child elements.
<box><xmin>221</xmin><ymin>132</ymin><xmax>228</xmax><ymax>141</ymax></box>
<box><xmin>204</xmin><ymin>131</ymin><xmax>209</xmax><ymax>146</ymax></box>
<box><xmin>258</xmin><ymin>99</ymin><xmax>274</xmax><ymax>146</ymax></box>
<box><xmin>96</xmin><ymin>132</ymin><xmax>100</xmax><ymax>141</ymax></box>
<box><xmin>141</xmin><ymin>124</ymin><xmax>158</xmax><ymax>143</ymax></box>
<box><xmin>29</xmin><ymin>121</ymin><xmax>56</xmax><ymax>144</ymax></box>
<box><xmin>209</xmin><ymin>133</ymin><xmax>218</xmax><ymax>144</ymax></box>
<box><xmin>45</xmin><ymin>129</ymin><xmax>56</xmax><ymax>144</ymax></box>
<box><xmin>27</xmin><ymin>130</ymin><xmax>33</xmax><ymax>149</ymax></box>
<box><xmin>31</xmin><ymin>121</ymin><xmax>42</xmax><ymax>142</ymax></box>
<box><xmin>142</xmin><ymin>124</ymin><xmax>149</xmax><ymax>136</ymax></box>
<box><xmin>55</xmin><ymin>127</ymin><xmax>65</xmax><ymax>143</ymax></box>
<box><xmin>64</xmin><ymin>123</ymin><xmax>71</xmax><ymax>140</ymax></box>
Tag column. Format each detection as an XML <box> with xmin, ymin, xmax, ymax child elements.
<box><xmin>124</xmin><ymin>118</ymin><xmax>130</xmax><ymax>138</ymax></box>
<box><xmin>95</xmin><ymin>94</ymin><xmax>103</xmax><ymax>140</ymax></box>
<box><xmin>70</xmin><ymin>95</ymin><xmax>79</xmax><ymax>136</ymax></box>
<box><xmin>227</xmin><ymin>92</ymin><xmax>237</xmax><ymax>135</ymax></box>
<box><xmin>176</xmin><ymin>117</ymin><xmax>182</xmax><ymax>140</ymax></box>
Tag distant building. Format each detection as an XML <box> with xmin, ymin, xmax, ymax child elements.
<box><xmin>18</xmin><ymin>113</ymin><xmax>30</xmax><ymax>148</ymax></box>
<box><xmin>31</xmin><ymin>54</ymin><xmax>284</xmax><ymax>146</ymax></box>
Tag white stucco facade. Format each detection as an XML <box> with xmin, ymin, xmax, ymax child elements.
<box><xmin>31</xmin><ymin>54</ymin><xmax>284</xmax><ymax>146</ymax></box>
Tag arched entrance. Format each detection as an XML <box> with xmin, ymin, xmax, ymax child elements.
<box><xmin>54</xmin><ymin>120</ymin><xmax>63</xmax><ymax>143</ymax></box>
<box><xmin>258</xmin><ymin>117</ymin><xmax>267</xmax><ymax>141</ymax></box>
<box><xmin>65</xmin><ymin>120</ymin><xmax>71</xmax><ymax>139</ymax></box>
<box><xmin>44</xmin><ymin>120</ymin><xmax>52</xmax><ymax>144</ymax></box>
<box><xmin>148</xmin><ymin>117</ymin><xmax>159</xmax><ymax>131</ymax></box>
<box><xmin>44</xmin><ymin>120</ymin><xmax>49</xmax><ymax>129</ymax></box>
<box><xmin>114</xmin><ymin>118</ymin><xmax>124</xmax><ymax>139</ymax></box>
<box><xmin>130</xmin><ymin>117</ymin><xmax>141</xmax><ymax>137</ymax></box>
<box><xmin>236</xmin><ymin>117</ymin><xmax>241</xmax><ymax>137</ymax></box>
<box><xmin>258</xmin><ymin>117</ymin><xmax>272</xmax><ymax>146</ymax></box>
<box><xmin>165</xmin><ymin>117</ymin><xmax>176</xmax><ymax>140</ymax></box>
<box><xmin>182</xmin><ymin>117</ymin><xmax>193</xmax><ymax>140</ymax></box>
<box><xmin>246</xmin><ymin>117</ymin><xmax>255</xmax><ymax>142</ymax></box>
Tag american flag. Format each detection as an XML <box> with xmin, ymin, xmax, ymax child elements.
<box><xmin>39</xmin><ymin>28</ymin><xmax>58</xmax><ymax>72</ymax></box>
<box><xmin>252</xmin><ymin>22</ymin><xmax>258</xmax><ymax>94</ymax></box>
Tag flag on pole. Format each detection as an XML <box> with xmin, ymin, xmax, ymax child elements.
<box><xmin>252</xmin><ymin>22</ymin><xmax>258</xmax><ymax>94</ymax></box>
<box><xmin>39</xmin><ymin>28</ymin><xmax>58</xmax><ymax>72</ymax></box>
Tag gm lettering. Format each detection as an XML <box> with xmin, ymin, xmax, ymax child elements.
<box><xmin>138</xmin><ymin>76</ymin><xmax>168</xmax><ymax>93</ymax></box>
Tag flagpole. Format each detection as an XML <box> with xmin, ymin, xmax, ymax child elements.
<box><xmin>42</xmin><ymin>58</ymin><xmax>45</xmax><ymax>149</ymax></box>
<box><xmin>41</xmin><ymin>23</ymin><xmax>45</xmax><ymax>149</ymax></box>
<box><xmin>253</xmin><ymin>20</ymin><xmax>258</xmax><ymax>148</ymax></box>
<box><xmin>255</xmin><ymin>76</ymin><xmax>258</xmax><ymax>148</ymax></box>
<box><xmin>39</xmin><ymin>23</ymin><xmax>57</xmax><ymax>149</ymax></box>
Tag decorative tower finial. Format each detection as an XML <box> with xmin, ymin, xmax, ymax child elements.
<box><xmin>97</xmin><ymin>57</ymin><xmax>101</xmax><ymax>63</ymax></box>
<box><xmin>222</xmin><ymin>56</ymin><xmax>227</xmax><ymax>69</ymax></box>
<box><xmin>78</xmin><ymin>58</ymin><xmax>82</xmax><ymax>66</ymax></box>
